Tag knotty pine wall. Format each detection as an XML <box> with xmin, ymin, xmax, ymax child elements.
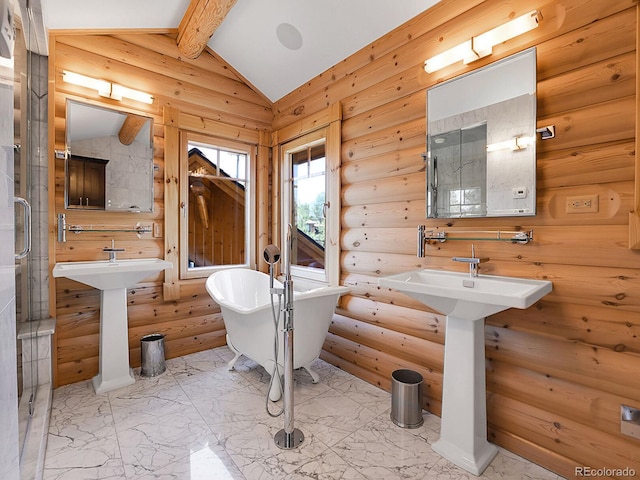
<box><xmin>48</xmin><ymin>31</ymin><xmax>272</xmax><ymax>386</ymax></box>
<box><xmin>273</xmin><ymin>0</ymin><xmax>639</xmax><ymax>477</ymax></box>
<box><xmin>47</xmin><ymin>1</ymin><xmax>639</xmax><ymax>477</ymax></box>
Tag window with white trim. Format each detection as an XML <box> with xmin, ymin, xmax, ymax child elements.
<box><xmin>281</xmin><ymin>127</ymin><xmax>339</xmax><ymax>286</ymax></box>
<box><xmin>180</xmin><ymin>131</ymin><xmax>255</xmax><ymax>279</ymax></box>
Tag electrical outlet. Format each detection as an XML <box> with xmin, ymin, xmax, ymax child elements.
<box><xmin>153</xmin><ymin>222</ymin><xmax>163</xmax><ymax>238</ymax></box>
<box><xmin>566</xmin><ymin>194</ymin><xmax>599</xmax><ymax>213</ymax></box>
<box><xmin>621</xmin><ymin>405</ymin><xmax>640</xmax><ymax>439</ymax></box>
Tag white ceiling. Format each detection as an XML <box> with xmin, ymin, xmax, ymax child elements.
<box><xmin>41</xmin><ymin>0</ymin><xmax>440</xmax><ymax>102</ymax></box>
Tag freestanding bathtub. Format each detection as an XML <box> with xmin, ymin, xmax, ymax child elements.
<box><xmin>205</xmin><ymin>268</ymin><xmax>349</xmax><ymax>401</ymax></box>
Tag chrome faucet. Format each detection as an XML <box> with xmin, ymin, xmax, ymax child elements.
<box><xmin>452</xmin><ymin>244</ymin><xmax>489</xmax><ymax>277</ymax></box>
<box><xmin>103</xmin><ymin>239</ymin><xmax>125</xmax><ymax>263</ymax></box>
<box><xmin>417</xmin><ymin>225</ymin><xmax>427</xmax><ymax>257</ymax></box>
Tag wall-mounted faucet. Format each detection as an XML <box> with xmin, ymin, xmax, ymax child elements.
<box><xmin>452</xmin><ymin>244</ymin><xmax>489</xmax><ymax>277</ymax></box>
<box><xmin>417</xmin><ymin>225</ymin><xmax>427</xmax><ymax>257</ymax></box>
<box><xmin>103</xmin><ymin>239</ymin><xmax>125</xmax><ymax>263</ymax></box>
<box><xmin>57</xmin><ymin>213</ymin><xmax>66</xmax><ymax>242</ymax></box>
<box><xmin>417</xmin><ymin>225</ymin><xmax>447</xmax><ymax>257</ymax></box>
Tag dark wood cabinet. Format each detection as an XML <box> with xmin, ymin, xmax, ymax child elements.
<box><xmin>66</xmin><ymin>155</ymin><xmax>107</xmax><ymax>209</ymax></box>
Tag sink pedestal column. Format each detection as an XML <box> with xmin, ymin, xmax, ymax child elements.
<box><xmin>91</xmin><ymin>288</ymin><xmax>135</xmax><ymax>394</ymax></box>
<box><xmin>432</xmin><ymin>315</ymin><xmax>497</xmax><ymax>476</ymax></box>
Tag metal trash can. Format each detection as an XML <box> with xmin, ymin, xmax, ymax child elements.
<box><xmin>140</xmin><ymin>333</ymin><xmax>166</xmax><ymax>377</ymax></box>
<box><xmin>391</xmin><ymin>369</ymin><xmax>424</xmax><ymax>428</ymax></box>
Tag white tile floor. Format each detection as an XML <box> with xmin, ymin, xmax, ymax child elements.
<box><xmin>43</xmin><ymin>346</ymin><xmax>564</xmax><ymax>479</ymax></box>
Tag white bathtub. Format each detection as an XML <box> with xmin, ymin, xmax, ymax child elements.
<box><xmin>205</xmin><ymin>268</ymin><xmax>349</xmax><ymax>400</ymax></box>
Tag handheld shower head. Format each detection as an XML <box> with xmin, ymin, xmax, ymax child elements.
<box><xmin>263</xmin><ymin>244</ymin><xmax>281</xmax><ymax>266</ymax></box>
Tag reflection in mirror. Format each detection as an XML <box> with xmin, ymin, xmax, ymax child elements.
<box><xmin>426</xmin><ymin>48</ymin><xmax>536</xmax><ymax>218</ymax></box>
<box><xmin>65</xmin><ymin>100</ymin><xmax>154</xmax><ymax>212</ymax></box>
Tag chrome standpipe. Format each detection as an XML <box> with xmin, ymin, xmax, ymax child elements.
<box><xmin>274</xmin><ymin>224</ymin><xmax>304</xmax><ymax>449</ymax></box>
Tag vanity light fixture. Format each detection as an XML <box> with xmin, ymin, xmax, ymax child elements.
<box><xmin>424</xmin><ymin>10</ymin><xmax>541</xmax><ymax>74</ymax></box>
<box><xmin>62</xmin><ymin>70</ymin><xmax>111</xmax><ymax>97</ymax></box>
<box><xmin>486</xmin><ymin>135</ymin><xmax>534</xmax><ymax>152</ymax></box>
<box><xmin>110</xmin><ymin>84</ymin><xmax>154</xmax><ymax>104</ymax></box>
<box><xmin>62</xmin><ymin>70</ymin><xmax>154</xmax><ymax>104</ymax></box>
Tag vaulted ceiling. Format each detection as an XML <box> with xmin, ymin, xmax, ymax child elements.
<box><xmin>41</xmin><ymin>0</ymin><xmax>440</xmax><ymax>102</ymax></box>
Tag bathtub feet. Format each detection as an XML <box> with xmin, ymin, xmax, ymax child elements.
<box><xmin>226</xmin><ymin>336</ymin><xmax>242</xmax><ymax>371</ymax></box>
<box><xmin>302</xmin><ymin>364</ymin><xmax>320</xmax><ymax>384</ymax></box>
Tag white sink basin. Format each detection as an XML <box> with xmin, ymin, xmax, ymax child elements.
<box><xmin>52</xmin><ymin>258</ymin><xmax>172</xmax><ymax>290</ymax></box>
<box><xmin>379</xmin><ymin>268</ymin><xmax>552</xmax><ymax>475</ymax></box>
<box><xmin>52</xmin><ymin>258</ymin><xmax>172</xmax><ymax>394</ymax></box>
<box><xmin>378</xmin><ymin>269</ymin><xmax>552</xmax><ymax>320</ymax></box>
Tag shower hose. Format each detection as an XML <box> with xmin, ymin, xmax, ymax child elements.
<box><xmin>266</xmin><ymin>290</ymin><xmax>285</xmax><ymax>417</ymax></box>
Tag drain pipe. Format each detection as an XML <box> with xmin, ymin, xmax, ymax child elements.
<box><xmin>274</xmin><ymin>224</ymin><xmax>304</xmax><ymax>449</ymax></box>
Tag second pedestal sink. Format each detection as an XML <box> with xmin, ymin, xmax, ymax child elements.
<box><xmin>53</xmin><ymin>258</ymin><xmax>172</xmax><ymax>394</ymax></box>
<box><xmin>379</xmin><ymin>268</ymin><xmax>552</xmax><ymax>475</ymax></box>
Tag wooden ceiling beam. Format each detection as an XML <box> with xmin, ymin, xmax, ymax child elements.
<box><xmin>118</xmin><ymin>114</ymin><xmax>147</xmax><ymax>145</ymax></box>
<box><xmin>177</xmin><ymin>0</ymin><xmax>238</xmax><ymax>59</ymax></box>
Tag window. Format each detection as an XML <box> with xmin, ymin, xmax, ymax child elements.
<box><xmin>281</xmin><ymin>127</ymin><xmax>339</xmax><ymax>286</ymax></box>
<box><xmin>180</xmin><ymin>132</ymin><xmax>255</xmax><ymax>279</ymax></box>
<box><xmin>290</xmin><ymin>141</ymin><xmax>327</xmax><ymax>271</ymax></box>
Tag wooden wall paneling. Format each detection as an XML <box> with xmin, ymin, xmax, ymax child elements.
<box><xmin>48</xmin><ymin>1</ymin><xmax>640</xmax><ymax>474</ymax></box>
<box><xmin>631</xmin><ymin>1</ymin><xmax>640</xmax><ymax>250</ymax></box>
<box><xmin>535</xmin><ymin>5</ymin><xmax>636</xmax><ymax>81</ymax></box>
<box><xmin>112</xmin><ymin>33</ymin><xmax>240</xmax><ymax>80</ymax></box>
<box><xmin>537</xmin><ymin>52</ymin><xmax>636</xmax><ymax>117</ymax></box>
<box><xmin>162</xmin><ymin>106</ymin><xmax>181</xmax><ymax>301</ymax></box>
<box><xmin>269</xmin><ymin>0</ymin><xmax>640</xmax><ymax>474</ymax></box>
<box><xmin>274</xmin><ymin>0</ymin><xmax>634</xmax><ymax>129</ymax></box>
<box><xmin>256</xmin><ymin>131</ymin><xmax>271</xmax><ymax>273</ymax></box>
<box><xmin>340</xmin><ymin>272</ymin><xmax>430</xmax><ymax>312</ymax></box>
<box><xmin>51</xmin><ymin>32</ymin><xmax>268</xmax><ymax>387</ymax></box>
<box><xmin>330</xmin><ymin>313</ymin><xmax>444</xmax><ymax>372</ymax></box>
<box><xmin>54</xmin><ymin>34</ymin><xmax>265</xmax><ymax>107</ymax></box>
<box><xmin>321</xmin><ymin>332</ymin><xmax>440</xmax><ymax>413</ymax></box>
<box><xmin>341</xmin><ymin>118</ymin><xmax>425</xmax><ymax>162</ymax></box>
<box><xmin>342</xmin><ymin>200</ymin><xmax>426</xmax><ymax>229</ymax></box>
<box><xmin>272</xmin><ymin>0</ymin><xmax>484</xmax><ymax>127</ymax></box>
<box><xmin>488</xmin><ymin>394</ymin><xmax>640</xmax><ymax>478</ymax></box>
<box><xmin>341</xmin><ymin>145</ymin><xmax>425</xmax><ymax>185</ymax></box>
<box><xmin>489</xmin><ymin>427</ymin><xmax>578</xmax><ymax>480</ymax></box>
<box><xmin>488</xmin><ymin>301</ymin><xmax>640</xmax><ymax>355</ymax></box>
<box><xmin>487</xmin><ymin>359</ymin><xmax>640</xmax><ymax>438</ymax></box>
<box><xmin>53</xmin><ymin>41</ymin><xmax>272</xmax><ymax>128</ymax></box>
<box><xmin>338</xmin><ymin>296</ymin><xmax>444</xmax><ymax>344</ymax></box>
<box><xmin>537</xmin><ymin>140</ymin><xmax>635</xmax><ymax>190</ymax></box>
<box><xmin>485</xmin><ymin>325</ymin><xmax>640</xmax><ymax>401</ymax></box>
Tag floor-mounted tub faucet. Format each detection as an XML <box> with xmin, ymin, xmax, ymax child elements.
<box><xmin>103</xmin><ymin>239</ymin><xmax>125</xmax><ymax>263</ymax></box>
<box><xmin>452</xmin><ymin>244</ymin><xmax>489</xmax><ymax>277</ymax></box>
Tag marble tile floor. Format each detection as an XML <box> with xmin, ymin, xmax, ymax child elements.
<box><xmin>43</xmin><ymin>346</ymin><xmax>564</xmax><ymax>480</ymax></box>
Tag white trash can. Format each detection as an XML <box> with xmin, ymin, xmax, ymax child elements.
<box><xmin>140</xmin><ymin>333</ymin><xmax>166</xmax><ymax>377</ymax></box>
<box><xmin>390</xmin><ymin>369</ymin><xmax>424</xmax><ymax>428</ymax></box>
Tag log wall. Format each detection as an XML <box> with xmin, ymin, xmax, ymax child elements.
<box><xmin>48</xmin><ymin>31</ymin><xmax>272</xmax><ymax>386</ymax></box>
<box><xmin>273</xmin><ymin>0</ymin><xmax>640</xmax><ymax>477</ymax></box>
<box><xmin>47</xmin><ymin>1</ymin><xmax>640</xmax><ymax>477</ymax></box>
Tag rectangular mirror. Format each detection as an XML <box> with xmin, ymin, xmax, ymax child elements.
<box><xmin>426</xmin><ymin>47</ymin><xmax>537</xmax><ymax>218</ymax></box>
<box><xmin>65</xmin><ymin>100</ymin><xmax>154</xmax><ymax>212</ymax></box>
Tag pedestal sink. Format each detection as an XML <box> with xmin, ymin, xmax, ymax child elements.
<box><xmin>379</xmin><ymin>269</ymin><xmax>552</xmax><ymax>475</ymax></box>
<box><xmin>53</xmin><ymin>258</ymin><xmax>172</xmax><ymax>394</ymax></box>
